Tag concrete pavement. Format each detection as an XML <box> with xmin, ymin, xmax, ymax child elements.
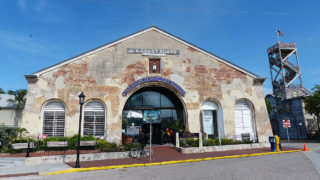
<box><xmin>282</xmin><ymin>141</ymin><xmax>320</xmax><ymax>175</ymax></box>
<box><xmin>0</xmin><ymin>142</ymin><xmax>317</xmax><ymax>179</ymax></box>
<box><xmin>0</xmin><ymin>159</ymin><xmax>71</xmax><ymax>178</ymax></box>
<box><xmin>35</xmin><ymin>151</ymin><xmax>320</xmax><ymax>180</ymax></box>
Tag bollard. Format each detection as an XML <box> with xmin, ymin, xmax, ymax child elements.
<box><xmin>199</xmin><ymin>132</ymin><xmax>203</xmax><ymax>148</ymax></box>
<box><xmin>26</xmin><ymin>140</ymin><xmax>30</xmax><ymax>157</ymax></box>
<box><xmin>176</xmin><ymin>132</ymin><xmax>180</xmax><ymax>147</ymax></box>
<box><xmin>275</xmin><ymin>135</ymin><xmax>280</xmax><ymax>152</ymax></box>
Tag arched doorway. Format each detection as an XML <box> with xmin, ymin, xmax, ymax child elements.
<box><xmin>234</xmin><ymin>100</ymin><xmax>256</xmax><ymax>141</ymax></box>
<box><xmin>200</xmin><ymin>100</ymin><xmax>224</xmax><ymax>138</ymax></box>
<box><xmin>122</xmin><ymin>86</ymin><xmax>185</xmax><ymax>144</ymax></box>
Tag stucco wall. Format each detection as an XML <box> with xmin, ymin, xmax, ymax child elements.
<box><xmin>0</xmin><ymin>108</ymin><xmax>22</xmax><ymax>127</ymax></box>
<box><xmin>21</xmin><ymin>29</ymin><xmax>272</xmax><ymax>143</ymax></box>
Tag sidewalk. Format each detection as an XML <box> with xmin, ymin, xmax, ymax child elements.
<box><xmin>66</xmin><ymin>145</ymin><xmax>300</xmax><ymax>168</ymax></box>
<box><xmin>0</xmin><ymin>162</ymin><xmax>71</xmax><ymax>178</ymax></box>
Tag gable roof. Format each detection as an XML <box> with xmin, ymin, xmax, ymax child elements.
<box><xmin>27</xmin><ymin>26</ymin><xmax>262</xmax><ymax>79</ymax></box>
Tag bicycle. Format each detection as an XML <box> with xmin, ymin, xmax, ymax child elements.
<box><xmin>130</xmin><ymin>146</ymin><xmax>153</xmax><ymax>158</ymax></box>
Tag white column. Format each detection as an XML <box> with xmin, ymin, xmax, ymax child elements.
<box><xmin>176</xmin><ymin>132</ymin><xmax>180</xmax><ymax>147</ymax></box>
<box><xmin>199</xmin><ymin>132</ymin><xmax>203</xmax><ymax>148</ymax></box>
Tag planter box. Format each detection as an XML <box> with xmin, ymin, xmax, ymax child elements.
<box><xmin>12</xmin><ymin>142</ymin><xmax>35</xmax><ymax>149</ymax></box>
<box><xmin>25</xmin><ymin>151</ymin><xmax>131</xmax><ymax>165</ymax></box>
<box><xmin>176</xmin><ymin>143</ymin><xmax>270</xmax><ymax>154</ymax></box>
<box><xmin>80</xmin><ymin>140</ymin><xmax>97</xmax><ymax>146</ymax></box>
<box><xmin>46</xmin><ymin>141</ymin><xmax>68</xmax><ymax>148</ymax></box>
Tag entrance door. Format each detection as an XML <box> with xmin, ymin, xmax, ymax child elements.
<box><xmin>143</xmin><ymin>110</ymin><xmax>162</xmax><ymax>144</ymax></box>
<box><xmin>122</xmin><ymin>87</ymin><xmax>185</xmax><ymax>145</ymax></box>
<box><xmin>234</xmin><ymin>101</ymin><xmax>255</xmax><ymax>141</ymax></box>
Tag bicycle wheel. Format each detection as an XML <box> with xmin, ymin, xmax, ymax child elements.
<box><xmin>130</xmin><ymin>148</ymin><xmax>139</xmax><ymax>158</ymax></box>
<box><xmin>144</xmin><ymin>148</ymin><xmax>153</xmax><ymax>157</ymax></box>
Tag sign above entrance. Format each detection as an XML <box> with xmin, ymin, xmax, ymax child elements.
<box><xmin>127</xmin><ymin>48</ymin><xmax>180</xmax><ymax>56</ymax></box>
<box><xmin>122</xmin><ymin>76</ymin><xmax>186</xmax><ymax>97</ymax></box>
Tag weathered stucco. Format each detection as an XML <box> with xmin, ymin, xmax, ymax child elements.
<box><xmin>21</xmin><ymin>28</ymin><xmax>272</xmax><ymax>143</ymax></box>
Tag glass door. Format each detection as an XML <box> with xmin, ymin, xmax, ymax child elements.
<box><xmin>143</xmin><ymin>110</ymin><xmax>162</xmax><ymax>144</ymax></box>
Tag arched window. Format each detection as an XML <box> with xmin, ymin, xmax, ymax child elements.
<box><xmin>42</xmin><ymin>101</ymin><xmax>66</xmax><ymax>137</ymax></box>
<box><xmin>201</xmin><ymin>101</ymin><xmax>219</xmax><ymax>138</ymax></box>
<box><xmin>234</xmin><ymin>100</ymin><xmax>255</xmax><ymax>141</ymax></box>
<box><xmin>83</xmin><ymin>101</ymin><xmax>105</xmax><ymax>136</ymax></box>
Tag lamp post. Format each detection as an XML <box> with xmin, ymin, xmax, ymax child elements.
<box><xmin>75</xmin><ymin>91</ymin><xmax>85</xmax><ymax>168</ymax></box>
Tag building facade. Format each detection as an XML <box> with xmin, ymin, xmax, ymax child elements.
<box><xmin>21</xmin><ymin>26</ymin><xmax>272</xmax><ymax>144</ymax></box>
<box><xmin>266</xmin><ymin>94</ymin><xmax>319</xmax><ymax>139</ymax></box>
<box><xmin>0</xmin><ymin>94</ymin><xmax>22</xmax><ymax>127</ymax></box>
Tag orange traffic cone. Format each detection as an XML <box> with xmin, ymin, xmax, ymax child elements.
<box><xmin>303</xmin><ymin>143</ymin><xmax>308</xmax><ymax>151</ymax></box>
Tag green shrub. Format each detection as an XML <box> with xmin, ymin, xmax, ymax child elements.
<box><xmin>35</xmin><ymin>140</ymin><xmax>46</xmax><ymax>151</ymax></box>
<box><xmin>67</xmin><ymin>135</ymin><xmax>78</xmax><ymax>149</ymax></box>
<box><xmin>121</xmin><ymin>142</ymin><xmax>142</xmax><ymax>151</ymax></box>
<box><xmin>81</xmin><ymin>135</ymin><xmax>95</xmax><ymax>141</ymax></box>
<box><xmin>97</xmin><ymin>139</ymin><xmax>119</xmax><ymax>152</ymax></box>
<box><xmin>11</xmin><ymin>138</ymin><xmax>34</xmax><ymax>143</ymax></box>
<box><xmin>66</xmin><ymin>135</ymin><xmax>96</xmax><ymax>149</ymax></box>
<box><xmin>0</xmin><ymin>145</ymin><xmax>11</xmax><ymax>153</ymax></box>
<box><xmin>179</xmin><ymin>138</ymin><xmax>198</xmax><ymax>147</ymax></box>
<box><xmin>179</xmin><ymin>138</ymin><xmax>186</xmax><ymax>147</ymax></box>
<box><xmin>242</xmin><ymin>139</ymin><xmax>253</xmax><ymax>144</ymax></box>
<box><xmin>186</xmin><ymin>138</ymin><xmax>199</xmax><ymax>147</ymax></box>
<box><xmin>0</xmin><ymin>125</ymin><xmax>17</xmax><ymax>146</ymax></box>
<box><xmin>202</xmin><ymin>138</ymin><xmax>253</xmax><ymax>147</ymax></box>
<box><xmin>203</xmin><ymin>138</ymin><xmax>219</xmax><ymax>146</ymax></box>
<box><xmin>43</xmin><ymin>136</ymin><xmax>69</xmax><ymax>142</ymax></box>
<box><xmin>221</xmin><ymin>138</ymin><xmax>234</xmax><ymax>145</ymax></box>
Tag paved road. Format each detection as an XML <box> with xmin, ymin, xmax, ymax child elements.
<box><xmin>282</xmin><ymin>141</ymin><xmax>320</xmax><ymax>175</ymax></box>
<box><xmin>9</xmin><ymin>142</ymin><xmax>320</xmax><ymax>180</ymax></box>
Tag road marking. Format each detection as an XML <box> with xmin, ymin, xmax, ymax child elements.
<box><xmin>41</xmin><ymin>149</ymin><xmax>309</xmax><ymax>176</ymax></box>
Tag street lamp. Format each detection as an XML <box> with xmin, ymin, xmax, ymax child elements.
<box><xmin>75</xmin><ymin>91</ymin><xmax>85</xmax><ymax>168</ymax></box>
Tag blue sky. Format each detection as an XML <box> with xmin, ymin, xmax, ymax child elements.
<box><xmin>0</xmin><ymin>0</ymin><xmax>320</xmax><ymax>95</ymax></box>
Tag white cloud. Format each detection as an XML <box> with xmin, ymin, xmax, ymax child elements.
<box><xmin>0</xmin><ymin>31</ymin><xmax>64</xmax><ymax>59</ymax></box>
<box><xmin>17</xmin><ymin>0</ymin><xmax>27</xmax><ymax>10</ymax></box>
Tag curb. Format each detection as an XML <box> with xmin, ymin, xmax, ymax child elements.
<box><xmin>41</xmin><ymin>149</ymin><xmax>308</xmax><ymax>176</ymax></box>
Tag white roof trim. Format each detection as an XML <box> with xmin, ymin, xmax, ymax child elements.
<box><xmin>32</xmin><ymin>26</ymin><xmax>258</xmax><ymax>78</ymax></box>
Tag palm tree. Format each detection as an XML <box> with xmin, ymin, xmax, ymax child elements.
<box><xmin>7</xmin><ymin>89</ymin><xmax>27</xmax><ymax>109</ymax></box>
<box><xmin>7</xmin><ymin>89</ymin><xmax>27</xmax><ymax>127</ymax></box>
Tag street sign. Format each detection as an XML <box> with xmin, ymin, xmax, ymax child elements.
<box><xmin>283</xmin><ymin>120</ymin><xmax>291</xmax><ymax>128</ymax></box>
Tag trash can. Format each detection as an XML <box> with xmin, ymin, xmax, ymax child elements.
<box><xmin>269</xmin><ymin>136</ymin><xmax>276</xmax><ymax>152</ymax></box>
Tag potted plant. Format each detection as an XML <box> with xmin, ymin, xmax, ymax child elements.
<box><xmin>11</xmin><ymin>128</ymin><xmax>35</xmax><ymax>150</ymax></box>
<box><xmin>172</xmin><ymin>119</ymin><xmax>184</xmax><ymax>135</ymax></box>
